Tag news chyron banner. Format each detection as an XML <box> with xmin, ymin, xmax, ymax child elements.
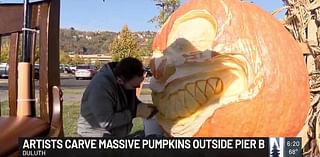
<box><xmin>19</xmin><ymin>137</ymin><xmax>302</xmax><ymax>157</ymax></box>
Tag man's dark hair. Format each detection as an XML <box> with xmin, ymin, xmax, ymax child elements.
<box><xmin>115</xmin><ymin>57</ymin><xmax>144</xmax><ymax>81</ymax></box>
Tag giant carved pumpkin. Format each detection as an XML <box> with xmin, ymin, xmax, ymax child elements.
<box><xmin>149</xmin><ymin>0</ymin><xmax>310</xmax><ymax>137</ymax></box>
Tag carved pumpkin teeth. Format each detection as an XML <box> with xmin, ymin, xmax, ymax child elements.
<box><xmin>209</xmin><ymin>78</ymin><xmax>223</xmax><ymax>95</ymax></box>
<box><xmin>194</xmin><ymin>81</ymin><xmax>207</xmax><ymax>105</ymax></box>
<box><xmin>175</xmin><ymin>90</ymin><xmax>190</xmax><ymax>117</ymax></box>
<box><xmin>159</xmin><ymin>77</ymin><xmax>223</xmax><ymax>120</ymax></box>
<box><xmin>182</xmin><ymin>88</ymin><xmax>199</xmax><ymax>116</ymax></box>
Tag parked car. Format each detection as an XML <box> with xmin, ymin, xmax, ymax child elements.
<box><xmin>0</xmin><ymin>63</ymin><xmax>9</xmax><ymax>78</ymax></box>
<box><xmin>0</xmin><ymin>63</ymin><xmax>39</xmax><ymax>79</ymax></box>
<box><xmin>34</xmin><ymin>64</ymin><xmax>40</xmax><ymax>80</ymax></box>
<box><xmin>69</xmin><ymin>65</ymin><xmax>77</xmax><ymax>74</ymax></box>
<box><xmin>75</xmin><ymin>64</ymin><xmax>97</xmax><ymax>80</ymax></box>
<box><xmin>59</xmin><ymin>64</ymin><xmax>73</xmax><ymax>74</ymax></box>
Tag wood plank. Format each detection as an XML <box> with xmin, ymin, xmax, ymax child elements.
<box><xmin>0</xmin><ymin>36</ymin><xmax>2</xmax><ymax>57</ymax></box>
<box><xmin>47</xmin><ymin>0</ymin><xmax>64</xmax><ymax>136</ymax></box>
<box><xmin>30</xmin><ymin>32</ymin><xmax>36</xmax><ymax>115</ymax></box>
<box><xmin>0</xmin><ymin>36</ymin><xmax>1</xmax><ymax>116</ymax></box>
<box><xmin>31</xmin><ymin>5</ymin><xmax>40</xmax><ymax>29</ymax></box>
<box><xmin>0</xmin><ymin>5</ymin><xmax>23</xmax><ymax>35</ymax></box>
<box><xmin>39</xmin><ymin>3</ymin><xmax>49</xmax><ymax>123</ymax></box>
<box><xmin>0</xmin><ymin>3</ymin><xmax>42</xmax><ymax>35</ymax></box>
<box><xmin>30</xmin><ymin>5</ymin><xmax>40</xmax><ymax>110</ymax></box>
<box><xmin>47</xmin><ymin>0</ymin><xmax>61</xmax><ymax>111</ymax></box>
<box><xmin>8</xmin><ymin>33</ymin><xmax>19</xmax><ymax>116</ymax></box>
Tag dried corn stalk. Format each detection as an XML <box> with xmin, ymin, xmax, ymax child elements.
<box><xmin>278</xmin><ymin>0</ymin><xmax>320</xmax><ymax>156</ymax></box>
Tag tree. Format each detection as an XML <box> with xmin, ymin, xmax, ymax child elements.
<box><xmin>0</xmin><ymin>42</ymin><xmax>9</xmax><ymax>62</ymax></box>
<box><xmin>109</xmin><ymin>25</ymin><xmax>142</xmax><ymax>61</ymax></box>
<box><xmin>70</xmin><ymin>54</ymin><xmax>85</xmax><ymax>65</ymax></box>
<box><xmin>141</xmin><ymin>38</ymin><xmax>154</xmax><ymax>57</ymax></box>
<box><xmin>1</xmin><ymin>40</ymin><xmax>40</xmax><ymax>63</ymax></box>
<box><xmin>85</xmin><ymin>58</ymin><xmax>92</xmax><ymax>64</ymax></box>
<box><xmin>60</xmin><ymin>50</ymin><xmax>72</xmax><ymax>64</ymax></box>
<box><xmin>34</xmin><ymin>47</ymin><xmax>40</xmax><ymax>63</ymax></box>
<box><xmin>270</xmin><ymin>143</ymin><xmax>280</xmax><ymax>157</ymax></box>
<box><xmin>94</xmin><ymin>60</ymin><xmax>102</xmax><ymax>69</ymax></box>
<box><xmin>150</xmin><ymin>0</ymin><xmax>180</xmax><ymax>27</ymax></box>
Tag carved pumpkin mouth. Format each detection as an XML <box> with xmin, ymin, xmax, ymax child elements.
<box><xmin>157</xmin><ymin>77</ymin><xmax>224</xmax><ymax>120</ymax></box>
<box><xmin>151</xmin><ymin>54</ymin><xmax>258</xmax><ymax>136</ymax></box>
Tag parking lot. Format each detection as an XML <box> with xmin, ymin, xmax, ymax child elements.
<box><xmin>0</xmin><ymin>73</ymin><xmax>152</xmax><ymax>103</ymax></box>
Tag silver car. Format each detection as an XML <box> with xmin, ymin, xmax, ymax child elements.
<box><xmin>0</xmin><ymin>63</ymin><xmax>9</xmax><ymax>78</ymax></box>
<box><xmin>75</xmin><ymin>64</ymin><xmax>97</xmax><ymax>80</ymax></box>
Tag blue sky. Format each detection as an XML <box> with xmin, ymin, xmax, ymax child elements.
<box><xmin>1</xmin><ymin>0</ymin><xmax>285</xmax><ymax>32</ymax></box>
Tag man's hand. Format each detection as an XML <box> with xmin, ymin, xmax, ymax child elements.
<box><xmin>136</xmin><ymin>103</ymin><xmax>158</xmax><ymax>119</ymax></box>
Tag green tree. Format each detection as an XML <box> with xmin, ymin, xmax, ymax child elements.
<box><xmin>85</xmin><ymin>58</ymin><xmax>92</xmax><ymax>64</ymax></box>
<box><xmin>94</xmin><ymin>60</ymin><xmax>102</xmax><ymax>69</ymax></box>
<box><xmin>109</xmin><ymin>25</ymin><xmax>142</xmax><ymax>61</ymax></box>
<box><xmin>0</xmin><ymin>42</ymin><xmax>9</xmax><ymax>62</ymax></box>
<box><xmin>71</xmin><ymin>54</ymin><xmax>85</xmax><ymax>65</ymax></box>
<box><xmin>34</xmin><ymin>47</ymin><xmax>40</xmax><ymax>63</ymax></box>
<box><xmin>141</xmin><ymin>38</ymin><xmax>154</xmax><ymax>57</ymax></box>
<box><xmin>150</xmin><ymin>0</ymin><xmax>180</xmax><ymax>27</ymax></box>
<box><xmin>270</xmin><ymin>143</ymin><xmax>280</xmax><ymax>157</ymax></box>
<box><xmin>60</xmin><ymin>50</ymin><xmax>72</xmax><ymax>64</ymax></box>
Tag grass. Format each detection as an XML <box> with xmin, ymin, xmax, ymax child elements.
<box><xmin>62</xmin><ymin>88</ymin><xmax>85</xmax><ymax>95</ymax></box>
<box><xmin>0</xmin><ymin>101</ymin><xmax>9</xmax><ymax>116</ymax></box>
<box><xmin>0</xmin><ymin>88</ymin><xmax>145</xmax><ymax>137</ymax></box>
<box><xmin>63</xmin><ymin>101</ymin><xmax>81</xmax><ymax>136</ymax></box>
<box><xmin>1</xmin><ymin>101</ymin><xmax>48</xmax><ymax>117</ymax></box>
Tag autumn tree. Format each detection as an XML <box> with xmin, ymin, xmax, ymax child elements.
<box><xmin>0</xmin><ymin>42</ymin><xmax>9</xmax><ymax>62</ymax></box>
<box><xmin>150</xmin><ymin>0</ymin><xmax>180</xmax><ymax>27</ymax></box>
<box><xmin>85</xmin><ymin>58</ymin><xmax>92</xmax><ymax>64</ymax></box>
<box><xmin>109</xmin><ymin>25</ymin><xmax>142</xmax><ymax>61</ymax></box>
<box><xmin>70</xmin><ymin>54</ymin><xmax>85</xmax><ymax>65</ymax></box>
<box><xmin>94</xmin><ymin>60</ymin><xmax>102</xmax><ymax>69</ymax></box>
<box><xmin>140</xmin><ymin>38</ymin><xmax>154</xmax><ymax>57</ymax></box>
<box><xmin>60</xmin><ymin>50</ymin><xmax>72</xmax><ymax>64</ymax></box>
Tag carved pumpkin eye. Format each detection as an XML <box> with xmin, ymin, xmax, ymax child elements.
<box><xmin>167</xmin><ymin>10</ymin><xmax>217</xmax><ymax>53</ymax></box>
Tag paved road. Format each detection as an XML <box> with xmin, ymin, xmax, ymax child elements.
<box><xmin>0</xmin><ymin>77</ymin><xmax>90</xmax><ymax>90</ymax></box>
<box><xmin>0</xmin><ymin>74</ymin><xmax>150</xmax><ymax>90</ymax></box>
<box><xmin>0</xmin><ymin>75</ymin><xmax>152</xmax><ymax>102</ymax></box>
<box><xmin>0</xmin><ymin>77</ymin><xmax>90</xmax><ymax>101</ymax></box>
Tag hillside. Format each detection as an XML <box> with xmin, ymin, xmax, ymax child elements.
<box><xmin>60</xmin><ymin>28</ymin><xmax>156</xmax><ymax>55</ymax></box>
<box><xmin>0</xmin><ymin>28</ymin><xmax>155</xmax><ymax>63</ymax></box>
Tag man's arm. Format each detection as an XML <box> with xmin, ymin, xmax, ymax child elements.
<box><xmin>88</xmin><ymin>84</ymin><xmax>132</xmax><ymax>130</ymax></box>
